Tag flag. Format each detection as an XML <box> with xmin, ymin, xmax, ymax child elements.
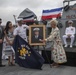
<box><xmin>41</xmin><ymin>7</ymin><xmax>62</xmax><ymax>20</ymax></box>
<box><xmin>13</xmin><ymin>35</ymin><xmax>44</xmax><ymax>69</ymax></box>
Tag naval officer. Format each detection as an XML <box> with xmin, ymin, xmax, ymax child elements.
<box><xmin>31</xmin><ymin>28</ymin><xmax>43</xmax><ymax>43</ymax></box>
<box><xmin>13</xmin><ymin>19</ymin><xmax>29</xmax><ymax>42</ymax></box>
<box><xmin>62</xmin><ymin>20</ymin><xmax>75</xmax><ymax>48</ymax></box>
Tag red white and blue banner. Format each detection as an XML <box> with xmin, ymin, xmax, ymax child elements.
<box><xmin>23</xmin><ymin>15</ymin><xmax>34</xmax><ymax>22</ymax></box>
<box><xmin>23</xmin><ymin>17</ymin><xmax>34</xmax><ymax>22</ymax></box>
<box><xmin>41</xmin><ymin>7</ymin><xmax>63</xmax><ymax>20</ymax></box>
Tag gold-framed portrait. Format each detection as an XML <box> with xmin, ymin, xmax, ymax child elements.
<box><xmin>29</xmin><ymin>25</ymin><xmax>45</xmax><ymax>45</ymax></box>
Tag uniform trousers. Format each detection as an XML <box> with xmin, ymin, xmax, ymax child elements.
<box><xmin>62</xmin><ymin>35</ymin><xmax>74</xmax><ymax>45</ymax></box>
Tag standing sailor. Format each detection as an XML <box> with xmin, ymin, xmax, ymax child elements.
<box><xmin>13</xmin><ymin>19</ymin><xmax>29</xmax><ymax>41</ymax></box>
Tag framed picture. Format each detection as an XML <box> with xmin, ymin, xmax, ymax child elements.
<box><xmin>29</xmin><ymin>25</ymin><xmax>45</xmax><ymax>45</ymax></box>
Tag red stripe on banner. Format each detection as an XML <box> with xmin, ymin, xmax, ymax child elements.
<box><xmin>42</xmin><ymin>13</ymin><xmax>61</xmax><ymax>20</ymax></box>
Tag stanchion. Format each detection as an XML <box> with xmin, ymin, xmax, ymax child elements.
<box><xmin>43</xmin><ymin>46</ymin><xmax>51</xmax><ymax>68</ymax></box>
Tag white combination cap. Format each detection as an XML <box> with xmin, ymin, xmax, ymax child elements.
<box><xmin>33</xmin><ymin>28</ymin><xmax>40</xmax><ymax>31</ymax></box>
<box><xmin>16</xmin><ymin>18</ymin><xmax>23</xmax><ymax>22</ymax></box>
<box><xmin>68</xmin><ymin>20</ymin><xmax>73</xmax><ymax>23</ymax></box>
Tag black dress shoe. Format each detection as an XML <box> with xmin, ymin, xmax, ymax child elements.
<box><xmin>0</xmin><ymin>65</ymin><xmax>5</xmax><ymax>67</ymax></box>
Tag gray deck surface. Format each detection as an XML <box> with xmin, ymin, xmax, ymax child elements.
<box><xmin>1</xmin><ymin>43</ymin><xmax>76</xmax><ymax>75</ymax></box>
<box><xmin>0</xmin><ymin>60</ymin><xmax>76</xmax><ymax>75</ymax></box>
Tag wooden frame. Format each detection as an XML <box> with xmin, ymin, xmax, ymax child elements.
<box><xmin>29</xmin><ymin>25</ymin><xmax>45</xmax><ymax>45</ymax></box>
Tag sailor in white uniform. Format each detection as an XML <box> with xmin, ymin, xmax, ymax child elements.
<box><xmin>62</xmin><ymin>20</ymin><xmax>75</xmax><ymax>48</ymax></box>
<box><xmin>13</xmin><ymin>19</ymin><xmax>29</xmax><ymax>42</ymax></box>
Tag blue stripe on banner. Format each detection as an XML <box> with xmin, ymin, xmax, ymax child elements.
<box><xmin>43</xmin><ymin>7</ymin><xmax>62</xmax><ymax>13</ymax></box>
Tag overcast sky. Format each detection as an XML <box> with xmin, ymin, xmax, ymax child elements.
<box><xmin>0</xmin><ymin>0</ymin><xmax>76</xmax><ymax>25</ymax></box>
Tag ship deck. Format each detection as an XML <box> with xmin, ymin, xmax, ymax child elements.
<box><xmin>1</xmin><ymin>60</ymin><xmax>76</xmax><ymax>75</ymax></box>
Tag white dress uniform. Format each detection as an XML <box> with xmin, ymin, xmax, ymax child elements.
<box><xmin>13</xmin><ymin>24</ymin><xmax>29</xmax><ymax>42</ymax></box>
<box><xmin>63</xmin><ymin>26</ymin><xmax>75</xmax><ymax>47</ymax></box>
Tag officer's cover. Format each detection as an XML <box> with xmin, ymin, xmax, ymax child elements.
<box><xmin>13</xmin><ymin>35</ymin><xmax>44</xmax><ymax>69</ymax></box>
